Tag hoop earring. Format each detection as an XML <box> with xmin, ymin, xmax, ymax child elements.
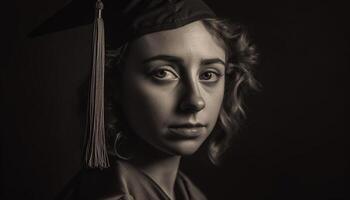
<box><xmin>113</xmin><ymin>131</ymin><xmax>133</xmax><ymax>160</ymax></box>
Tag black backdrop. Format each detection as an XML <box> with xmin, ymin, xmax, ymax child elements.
<box><xmin>1</xmin><ymin>0</ymin><xmax>348</xmax><ymax>199</ymax></box>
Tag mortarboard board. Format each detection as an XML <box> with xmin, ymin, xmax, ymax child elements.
<box><xmin>29</xmin><ymin>0</ymin><xmax>216</xmax><ymax>47</ymax></box>
<box><xmin>29</xmin><ymin>0</ymin><xmax>217</xmax><ymax>169</ymax></box>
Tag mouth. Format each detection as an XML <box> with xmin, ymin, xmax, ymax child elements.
<box><xmin>168</xmin><ymin>123</ymin><xmax>207</xmax><ymax>139</ymax></box>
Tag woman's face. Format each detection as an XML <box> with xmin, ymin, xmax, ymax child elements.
<box><xmin>118</xmin><ymin>21</ymin><xmax>225</xmax><ymax>156</ymax></box>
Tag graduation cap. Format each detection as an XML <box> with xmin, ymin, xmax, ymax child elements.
<box><xmin>29</xmin><ymin>0</ymin><xmax>216</xmax><ymax>169</ymax></box>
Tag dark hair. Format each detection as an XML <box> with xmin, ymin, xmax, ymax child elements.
<box><xmin>105</xmin><ymin>18</ymin><xmax>259</xmax><ymax>165</ymax></box>
<box><xmin>201</xmin><ymin>18</ymin><xmax>259</xmax><ymax>164</ymax></box>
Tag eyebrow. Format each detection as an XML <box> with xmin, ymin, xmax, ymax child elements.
<box><xmin>142</xmin><ymin>55</ymin><xmax>183</xmax><ymax>65</ymax></box>
<box><xmin>142</xmin><ymin>54</ymin><xmax>226</xmax><ymax>67</ymax></box>
<box><xmin>200</xmin><ymin>58</ymin><xmax>226</xmax><ymax>66</ymax></box>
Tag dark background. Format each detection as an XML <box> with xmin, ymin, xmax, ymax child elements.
<box><xmin>1</xmin><ymin>0</ymin><xmax>348</xmax><ymax>199</ymax></box>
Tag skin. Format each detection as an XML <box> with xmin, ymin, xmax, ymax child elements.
<box><xmin>116</xmin><ymin>20</ymin><xmax>226</xmax><ymax>199</ymax></box>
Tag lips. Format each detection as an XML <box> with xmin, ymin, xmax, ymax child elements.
<box><xmin>168</xmin><ymin>123</ymin><xmax>206</xmax><ymax>139</ymax></box>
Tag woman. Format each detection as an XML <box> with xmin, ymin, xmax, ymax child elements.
<box><xmin>31</xmin><ymin>0</ymin><xmax>258</xmax><ymax>199</ymax></box>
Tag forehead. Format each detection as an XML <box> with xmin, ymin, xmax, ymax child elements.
<box><xmin>127</xmin><ymin>20</ymin><xmax>226</xmax><ymax>61</ymax></box>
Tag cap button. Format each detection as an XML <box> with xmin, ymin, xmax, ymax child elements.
<box><xmin>96</xmin><ymin>0</ymin><xmax>104</xmax><ymax>10</ymax></box>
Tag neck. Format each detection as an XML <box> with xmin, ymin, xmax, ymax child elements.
<box><xmin>130</xmin><ymin>141</ymin><xmax>181</xmax><ymax>199</ymax></box>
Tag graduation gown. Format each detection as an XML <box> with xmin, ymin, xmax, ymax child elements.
<box><xmin>58</xmin><ymin>160</ymin><xmax>207</xmax><ymax>200</ymax></box>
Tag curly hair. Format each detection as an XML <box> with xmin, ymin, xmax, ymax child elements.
<box><xmin>104</xmin><ymin>18</ymin><xmax>259</xmax><ymax>165</ymax></box>
<box><xmin>201</xmin><ymin>19</ymin><xmax>259</xmax><ymax>164</ymax></box>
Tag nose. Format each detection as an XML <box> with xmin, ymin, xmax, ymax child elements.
<box><xmin>179</xmin><ymin>81</ymin><xmax>206</xmax><ymax>113</ymax></box>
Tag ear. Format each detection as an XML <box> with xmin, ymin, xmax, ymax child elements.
<box><xmin>111</xmin><ymin>85</ymin><xmax>121</xmax><ymax>104</ymax></box>
<box><xmin>226</xmin><ymin>62</ymin><xmax>235</xmax><ymax>74</ymax></box>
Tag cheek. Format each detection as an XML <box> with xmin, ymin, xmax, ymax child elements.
<box><xmin>121</xmin><ymin>77</ymin><xmax>177</xmax><ymax>133</ymax></box>
<box><xmin>202</xmin><ymin>81</ymin><xmax>225</xmax><ymax>130</ymax></box>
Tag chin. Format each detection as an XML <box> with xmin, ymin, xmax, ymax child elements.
<box><xmin>160</xmin><ymin>140</ymin><xmax>204</xmax><ymax>156</ymax></box>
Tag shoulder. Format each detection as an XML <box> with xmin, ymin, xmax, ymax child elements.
<box><xmin>177</xmin><ymin>171</ymin><xmax>208</xmax><ymax>200</ymax></box>
<box><xmin>56</xmin><ymin>162</ymin><xmax>135</xmax><ymax>200</ymax></box>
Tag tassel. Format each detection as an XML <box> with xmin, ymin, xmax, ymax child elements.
<box><xmin>85</xmin><ymin>0</ymin><xmax>109</xmax><ymax>168</ymax></box>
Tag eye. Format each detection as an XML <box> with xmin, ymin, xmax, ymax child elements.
<box><xmin>199</xmin><ymin>71</ymin><xmax>222</xmax><ymax>82</ymax></box>
<box><xmin>151</xmin><ymin>68</ymin><xmax>179</xmax><ymax>81</ymax></box>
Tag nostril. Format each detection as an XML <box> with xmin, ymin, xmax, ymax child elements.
<box><xmin>180</xmin><ymin>95</ymin><xmax>205</xmax><ymax>112</ymax></box>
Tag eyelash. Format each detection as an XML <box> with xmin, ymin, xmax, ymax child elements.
<box><xmin>199</xmin><ymin>71</ymin><xmax>223</xmax><ymax>82</ymax></box>
<box><xmin>150</xmin><ymin>67</ymin><xmax>179</xmax><ymax>81</ymax></box>
<box><xmin>149</xmin><ymin>67</ymin><xmax>223</xmax><ymax>83</ymax></box>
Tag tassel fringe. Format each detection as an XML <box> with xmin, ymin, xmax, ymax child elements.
<box><xmin>85</xmin><ymin>0</ymin><xmax>109</xmax><ymax>169</ymax></box>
